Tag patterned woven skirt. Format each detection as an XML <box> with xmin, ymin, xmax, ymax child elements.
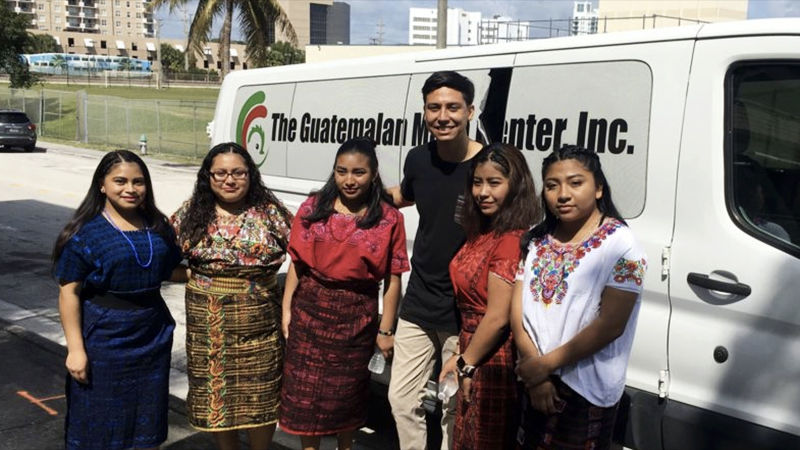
<box><xmin>185</xmin><ymin>272</ymin><xmax>282</xmax><ymax>431</ymax></box>
<box><xmin>65</xmin><ymin>298</ymin><xmax>174</xmax><ymax>450</ymax></box>
<box><xmin>453</xmin><ymin>311</ymin><xmax>518</xmax><ymax>450</ymax></box>
<box><xmin>279</xmin><ymin>273</ymin><xmax>379</xmax><ymax>435</ymax></box>
<box><xmin>516</xmin><ymin>377</ymin><xmax>619</xmax><ymax>450</ymax></box>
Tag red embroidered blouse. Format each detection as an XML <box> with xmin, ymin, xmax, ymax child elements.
<box><xmin>449</xmin><ymin>230</ymin><xmax>524</xmax><ymax>315</ymax></box>
<box><xmin>288</xmin><ymin>196</ymin><xmax>410</xmax><ymax>282</ymax></box>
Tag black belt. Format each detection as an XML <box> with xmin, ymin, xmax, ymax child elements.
<box><xmin>87</xmin><ymin>290</ymin><xmax>163</xmax><ymax>310</ymax></box>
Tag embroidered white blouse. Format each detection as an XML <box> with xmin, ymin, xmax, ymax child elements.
<box><xmin>517</xmin><ymin>219</ymin><xmax>647</xmax><ymax>407</ymax></box>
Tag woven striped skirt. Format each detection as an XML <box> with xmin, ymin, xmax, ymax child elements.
<box><xmin>516</xmin><ymin>377</ymin><xmax>619</xmax><ymax>450</ymax></box>
<box><xmin>279</xmin><ymin>273</ymin><xmax>379</xmax><ymax>435</ymax></box>
<box><xmin>453</xmin><ymin>311</ymin><xmax>518</xmax><ymax>450</ymax></box>
<box><xmin>184</xmin><ymin>272</ymin><xmax>282</xmax><ymax>431</ymax></box>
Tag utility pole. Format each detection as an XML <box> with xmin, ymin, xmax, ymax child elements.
<box><xmin>155</xmin><ymin>18</ymin><xmax>162</xmax><ymax>89</ymax></box>
<box><xmin>436</xmin><ymin>0</ymin><xmax>447</xmax><ymax>49</ymax></box>
<box><xmin>179</xmin><ymin>4</ymin><xmax>190</xmax><ymax>70</ymax></box>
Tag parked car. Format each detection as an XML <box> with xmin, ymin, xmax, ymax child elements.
<box><xmin>0</xmin><ymin>110</ymin><xmax>37</xmax><ymax>152</ymax></box>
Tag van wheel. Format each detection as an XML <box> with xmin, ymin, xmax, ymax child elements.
<box><xmin>24</xmin><ymin>145</ymin><xmax>35</xmax><ymax>152</ymax></box>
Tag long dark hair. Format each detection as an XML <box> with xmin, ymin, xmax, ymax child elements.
<box><xmin>461</xmin><ymin>142</ymin><xmax>541</xmax><ymax>239</ymax></box>
<box><xmin>52</xmin><ymin>150</ymin><xmax>171</xmax><ymax>268</ymax></box>
<box><xmin>178</xmin><ymin>142</ymin><xmax>291</xmax><ymax>248</ymax></box>
<box><xmin>521</xmin><ymin>144</ymin><xmax>625</xmax><ymax>256</ymax></box>
<box><xmin>303</xmin><ymin>137</ymin><xmax>393</xmax><ymax>229</ymax></box>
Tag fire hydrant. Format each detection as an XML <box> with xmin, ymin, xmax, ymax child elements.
<box><xmin>139</xmin><ymin>134</ymin><xmax>148</xmax><ymax>155</ymax></box>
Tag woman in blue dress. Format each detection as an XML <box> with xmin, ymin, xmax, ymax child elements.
<box><xmin>52</xmin><ymin>150</ymin><xmax>185</xmax><ymax>450</ymax></box>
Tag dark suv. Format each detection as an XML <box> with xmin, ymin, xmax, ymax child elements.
<box><xmin>0</xmin><ymin>110</ymin><xmax>37</xmax><ymax>152</ymax></box>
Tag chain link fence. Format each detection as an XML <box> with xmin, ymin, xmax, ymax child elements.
<box><xmin>0</xmin><ymin>88</ymin><xmax>214</xmax><ymax>159</ymax></box>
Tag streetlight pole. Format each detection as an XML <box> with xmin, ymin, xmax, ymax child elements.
<box><xmin>436</xmin><ymin>0</ymin><xmax>447</xmax><ymax>49</ymax></box>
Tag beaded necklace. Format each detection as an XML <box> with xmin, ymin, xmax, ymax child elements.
<box><xmin>103</xmin><ymin>210</ymin><xmax>154</xmax><ymax>268</ymax></box>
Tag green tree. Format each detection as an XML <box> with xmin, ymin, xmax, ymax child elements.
<box><xmin>118</xmin><ymin>57</ymin><xmax>134</xmax><ymax>72</ymax></box>
<box><xmin>0</xmin><ymin>2</ymin><xmax>36</xmax><ymax>88</ymax></box>
<box><xmin>24</xmin><ymin>34</ymin><xmax>59</xmax><ymax>54</ymax></box>
<box><xmin>255</xmin><ymin>41</ymin><xmax>304</xmax><ymax>68</ymax></box>
<box><xmin>159</xmin><ymin>43</ymin><xmax>184</xmax><ymax>73</ymax></box>
<box><xmin>152</xmin><ymin>0</ymin><xmax>297</xmax><ymax>80</ymax></box>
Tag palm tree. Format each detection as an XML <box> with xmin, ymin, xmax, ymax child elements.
<box><xmin>152</xmin><ymin>0</ymin><xmax>297</xmax><ymax>80</ymax></box>
<box><xmin>52</xmin><ymin>54</ymin><xmax>68</xmax><ymax>85</ymax></box>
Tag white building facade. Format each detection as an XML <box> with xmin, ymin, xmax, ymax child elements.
<box><xmin>409</xmin><ymin>7</ymin><xmax>529</xmax><ymax>46</ymax></box>
<box><xmin>572</xmin><ymin>1</ymin><xmax>599</xmax><ymax>35</ymax></box>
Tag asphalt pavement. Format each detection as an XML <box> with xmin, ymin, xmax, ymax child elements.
<box><xmin>0</xmin><ymin>142</ymin><xmax>404</xmax><ymax>450</ymax></box>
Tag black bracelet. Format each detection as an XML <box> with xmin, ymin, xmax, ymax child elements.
<box><xmin>378</xmin><ymin>329</ymin><xmax>394</xmax><ymax>336</ymax></box>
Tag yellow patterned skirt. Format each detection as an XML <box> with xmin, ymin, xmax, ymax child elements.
<box><xmin>184</xmin><ymin>272</ymin><xmax>282</xmax><ymax>431</ymax></box>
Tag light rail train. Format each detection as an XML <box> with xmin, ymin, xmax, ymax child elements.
<box><xmin>21</xmin><ymin>53</ymin><xmax>152</xmax><ymax>77</ymax></box>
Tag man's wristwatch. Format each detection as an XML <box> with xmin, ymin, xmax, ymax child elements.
<box><xmin>456</xmin><ymin>355</ymin><xmax>476</xmax><ymax>378</ymax></box>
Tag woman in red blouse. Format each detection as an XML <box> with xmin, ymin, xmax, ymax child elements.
<box><xmin>279</xmin><ymin>138</ymin><xmax>410</xmax><ymax>450</ymax></box>
<box><xmin>440</xmin><ymin>142</ymin><xmax>541</xmax><ymax>449</ymax></box>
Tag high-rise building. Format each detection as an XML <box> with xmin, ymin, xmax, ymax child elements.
<box><xmin>276</xmin><ymin>0</ymin><xmax>350</xmax><ymax>46</ymax></box>
<box><xmin>572</xmin><ymin>1</ymin><xmax>599</xmax><ymax>35</ymax></box>
<box><xmin>9</xmin><ymin>0</ymin><xmax>156</xmax><ymax>37</ymax></box>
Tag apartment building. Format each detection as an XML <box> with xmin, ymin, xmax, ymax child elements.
<box><xmin>11</xmin><ymin>0</ymin><xmax>350</xmax><ymax>72</ymax></box>
<box><xmin>9</xmin><ymin>0</ymin><xmax>156</xmax><ymax>37</ymax></box>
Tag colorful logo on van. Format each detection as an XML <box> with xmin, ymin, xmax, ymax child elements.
<box><xmin>236</xmin><ymin>91</ymin><xmax>268</xmax><ymax>167</ymax></box>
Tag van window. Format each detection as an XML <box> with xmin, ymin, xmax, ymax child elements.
<box><xmin>505</xmin><ymin>61</ymin><xmax>652</xmax><ymax>218</ymax></box>
<box><xmin>727</xmin><ymin>62</ymin><xmax>800</xmax><ymax>255</ymax></box>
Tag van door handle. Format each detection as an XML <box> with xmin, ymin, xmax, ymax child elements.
<box><xmin>687</xmin><ymin>272</ymin><xmax>751</xmax><ymax>296</ymax></box>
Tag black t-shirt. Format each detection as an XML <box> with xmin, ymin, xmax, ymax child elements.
<box><xmin>399</xmin><ymin>141</ymin><xmax>472</xmax><ymax>333</ymax></box>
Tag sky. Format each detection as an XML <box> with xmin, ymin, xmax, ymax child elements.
<box><xmin>157</xmin><ymin>0</ymin><xmax>800</xmax><ymax>44</ymax></box>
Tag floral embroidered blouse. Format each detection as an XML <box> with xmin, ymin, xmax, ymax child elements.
<box><xmin>517</xmin><ymin>218</ymin><xmax>647</xmax><ymax>407</ymax></box>
<box><xmin>170</xmin><ymin>201</ymin><xmax>292</xmax><ymax>278</ymax></box>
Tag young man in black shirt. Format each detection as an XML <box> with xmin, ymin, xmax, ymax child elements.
<box><xmin>388</xmin><ymin>71</ymin><xmax>483</xmax><ymax>450</ymax></box>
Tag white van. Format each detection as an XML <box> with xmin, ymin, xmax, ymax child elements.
<box><xmin>209</xmin><ymin>18</ymin><xmax>800</xmax><ymax>449</ymax></box>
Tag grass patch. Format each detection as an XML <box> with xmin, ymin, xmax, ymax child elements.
<box><xmin>25</xmin><ymin>83</ymin><xmax>220</xmax><ymax>102</ymax></box>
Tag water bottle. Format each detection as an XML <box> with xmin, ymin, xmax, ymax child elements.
<box><xmin>368</xmin><ymin>348</ymin><xmax>385</xmax><ymax>374</ymax></box>
<box><xmin>437</xmin><ymin>372</ymin><xmax>458</xmax><ymax>402</ymax></box>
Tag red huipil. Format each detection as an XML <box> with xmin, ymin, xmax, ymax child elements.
<box><xmin>279</xmin><ymin>196</ymin><xmax>409</xmax><ymax>436</ymax></box>
<box><xmin>449</xmin><ymin>230</ymin><xmax>523</xmax><ymax>450</ymax></box>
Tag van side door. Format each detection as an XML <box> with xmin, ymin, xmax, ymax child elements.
<box><xmin>669</xmin><ymin>34</ymin><xmax>800</xmax><ymax>448</ymax></box>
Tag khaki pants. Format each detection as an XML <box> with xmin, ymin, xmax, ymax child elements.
<box><xmin>389</xmin><ymin>318</ymin><xmax>459</xmax><ymax>450</ymax></box>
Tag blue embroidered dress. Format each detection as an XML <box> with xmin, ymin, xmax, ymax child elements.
<box><xmin>55</xmin><ymin>215</ymin><xmax>181</xmax><ymax>450</ymax></box>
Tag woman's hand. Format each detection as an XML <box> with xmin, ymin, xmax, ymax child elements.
<box><xmin>66</xmin><ymin>349</ymin><xmax>89</xmax><ymax>384</ymax></box>
<box><xmin>376</xmin><ymin>334</ymin><xmax>394</xmax><ymax>359</ymax></box>
<box><xmin>439</xmin><ymin>354</ymin><xmax>459</xmax><ymax>383</ymax></box>
<box><xmin>516</xmin><ymin>354</ymin><xmax>553</xmax><ymax>388</ymax></box>
<box><xmin>281</xmin><ymin>309</ymin><xmax>291</xmax><ymax>340</ymax></box>
<box><xmin>526</xmin><ymin>379</ymin><xmax>563</xmax><ymax>415</ymax></box>
<box><xmin>459</xmin><ymin>376</ymin><xmax>473</xmax><ymax>403</ymax></box>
